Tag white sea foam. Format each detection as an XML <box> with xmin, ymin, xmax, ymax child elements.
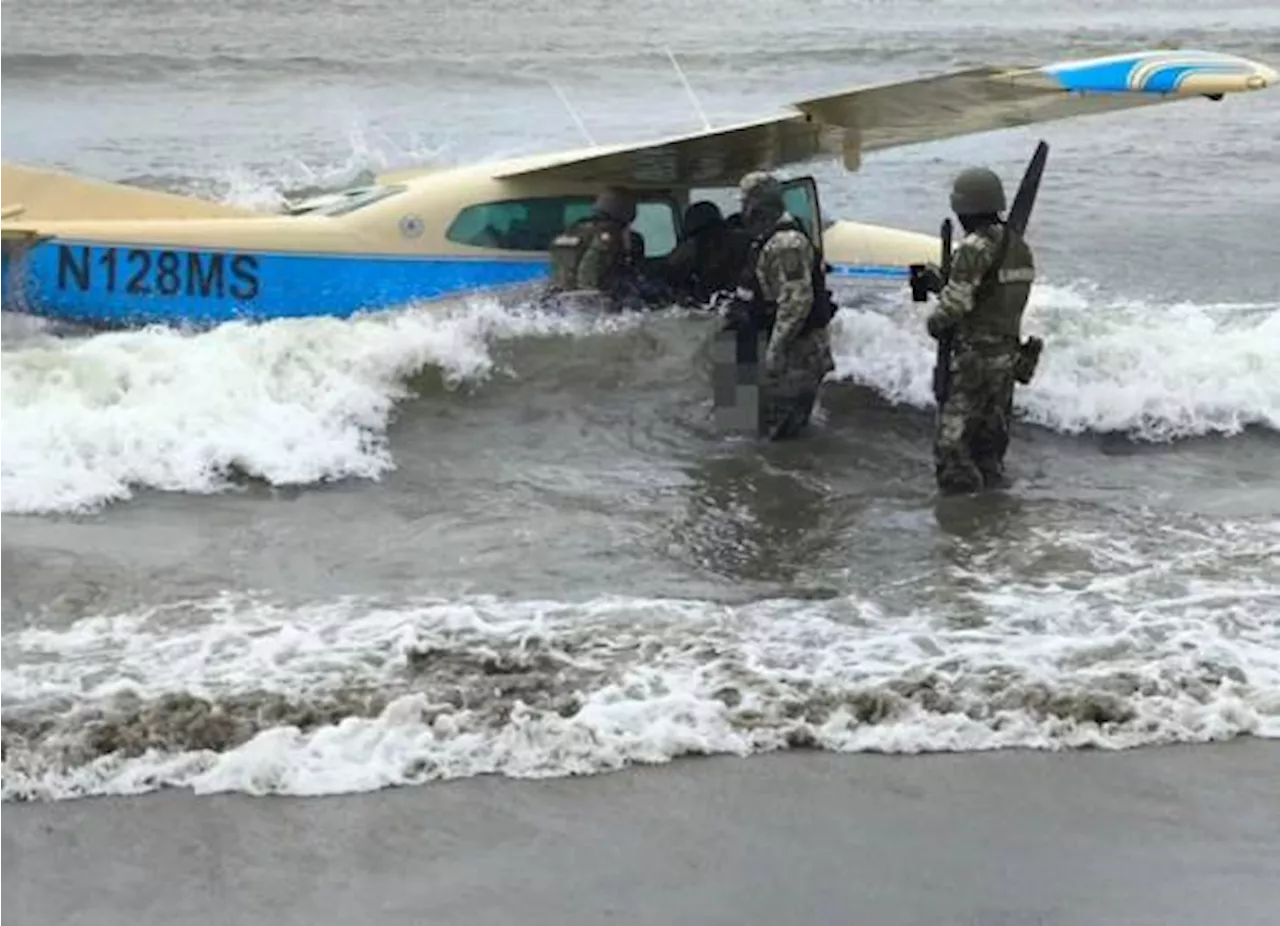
<box><xmin>0</xmin><ymin>300</ymin><xmax>638</xmax><ymax>515</ymax></box>
<box><xmin>214</xmin><ymin>125</ymin><xmax>454</xmax><ymax>213</ymax></box>
<box><xmin>5</xmin><ymin>515</ymin><xmax>1277</xmax><ymax>802</ymax></box>
<box><xmin>831</xmin><ymin>281</ymin><xmax>1280</xmax><ymax>440</ymax></box>
<box><xmin>5</xmin><ymin>282</ymin><xmax>1276</xmax><ymax>515</ymax></box>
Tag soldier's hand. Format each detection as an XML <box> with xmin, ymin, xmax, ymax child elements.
<box><xmin>926</xmin><ymin>311</ymin><xmax>954</xmax><ymax>340</ymax></box>
<box><xmin>918</xmin><ymin>263</ymin><xmax>945</xmax><ymax>294</ymax></box>
<box><xmin>764</xmin><ymin>349</ymin><xmax>784</xmax><ymax>377</ymax></box>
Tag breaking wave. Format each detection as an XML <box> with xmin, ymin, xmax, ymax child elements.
<box><xmin>4</xmin><ymin>282</ymin><xmax>1277</xmax><ymax>516</ymax></box>
<box><xmin>833</xmin><ymin>281</ymin><xmax>1280</xmax><ymax>441</ymax></box>
<box><xmin>0</xmin><ymin>300</ymin><xmax>646</xmax><ymax>515</ymax></box>
<box><xmin>5</xmin><ymin>509</ymin><xmax>1278</xmax><ymax>801</ymax></box>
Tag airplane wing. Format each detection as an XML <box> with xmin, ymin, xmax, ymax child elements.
<box><xmin>493</xmin><ymin>48</ymin><xmax>1277</xmax><ymax>188</ymax></box>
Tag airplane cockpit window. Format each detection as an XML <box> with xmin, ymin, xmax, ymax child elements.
<box><xmin>446</xmin><ymin>197</ymin><xmax>593</xmax><ymax>251</ymax></box>
<box><xmin>445</xmin><ymin>196</ymin><xmax>679</xmax><ymax>257</ymax></box>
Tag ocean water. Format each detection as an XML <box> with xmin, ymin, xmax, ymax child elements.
<box><xmin>2</xmin><ymin>0</ymin><xmax>1279</xmax><ymax>801</ymax></box>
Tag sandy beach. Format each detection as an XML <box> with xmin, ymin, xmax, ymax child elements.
<box><xmin>5</xmin><ymin>740</ymin><xmax>1279</xmax><ymax>926</ymax></box>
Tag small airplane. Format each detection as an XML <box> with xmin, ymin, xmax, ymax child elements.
<box><xmin>1</xmin><ymin>47</ymin><xmax>1274</xmax><ymax>331</ymax></box>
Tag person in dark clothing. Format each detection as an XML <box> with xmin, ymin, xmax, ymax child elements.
<box><xmin>662</xmin><ymin>200</ymin><xmax>752</xmax><ymax>307</ymax></box>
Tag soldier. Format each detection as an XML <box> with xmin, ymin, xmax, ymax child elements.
<box><xmin>919</xmin><ymin>166</ymin><xmax>1039</xmax><ymax>494</ymax></box>
<box><xmin>730</xmin><ymin>171</ymin><xmax>837</xmax><ymax>440</ymax></box>
<box><xmin>662</xmin><ymin>200</ymin><xmax>752</xmax><ymax>306</ymax></box>
<box><xmin>545</xmin><ymin>187</ymin><xmax>647</xmax><ymax>311</ymax></box>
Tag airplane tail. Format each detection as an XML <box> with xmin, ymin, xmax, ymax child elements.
<box><xmin>1</xmin><ymin>162</ymin><xmax>260</xmax><ymax>225</ymax></box>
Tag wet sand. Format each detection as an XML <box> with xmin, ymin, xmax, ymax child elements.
<box><xmin>5</xmin><ymin>740</ymin><xmax>1279</xmax><ymax>926</ymax></box>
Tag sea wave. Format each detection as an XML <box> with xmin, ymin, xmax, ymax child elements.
<box><xmin>4</xmin><ymin>518</ymin><xmax>1278</xmax><ymax>802</ymax></box>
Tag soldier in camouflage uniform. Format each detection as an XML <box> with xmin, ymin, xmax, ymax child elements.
<box><xmin>730</xmin><ymin>171</ymin><xmax>837</xmax><ymax>440</ymax></box>
<box><xmin>920</xmin><ymin>166</ymin><xmax>1037</xmax><ymax>494</ymax></box>
<box><xmin>546</xmin><ymin>188</ymin><xmax>647</xmax><ymax>311</ymax></box>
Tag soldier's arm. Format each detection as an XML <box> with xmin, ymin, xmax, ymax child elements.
<box><xmin>935</xmin><ymin>233</ymin><xmax>995</xmax><ymax>321</ymax></box>
<box><xmin>759</xmin><ymin>232</ymin><xmax>815</xmax><ymax>361</ymax></box>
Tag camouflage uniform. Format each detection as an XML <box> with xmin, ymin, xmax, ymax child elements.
<box><xmin>738</xmin><ymin>172</ymin><xmax>836</xmax><ymax>440</ymax></box>
<box><xmin>927</xmin><ymin>172</ymin><xmax>1036</xmax><ymax>493</ymax></box>
<box><xmin>546</xmin><ymin>188</ymin><xmax>645</xmax><ymax>311</ymax></box>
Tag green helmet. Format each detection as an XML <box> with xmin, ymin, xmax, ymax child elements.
<box><xmin>593</xmin><ymin>188</ymin><xmax>637</xmax><ymax>224</ymax></box>
<box><xmin>739</xmin><ymin>170</ymin><xmax>784</xmax><ymax>227</ymax></box>
<box><xmin>950</xmin><ymin>167</ymin><xmax>1007</xmax><ymax>216</ymax></box>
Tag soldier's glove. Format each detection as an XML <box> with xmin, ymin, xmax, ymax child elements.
<box><xmin>917</xmin><ymin>263</ymin><xmax>946</xmax><ymax>295</ymax></box>
<box><xmin>764</xmin><ymin>348</ymin><xmax>784</xmax><ymax>377</ymax></box>
<box><xmin>926</xmin><ymin>311</ymin><xmax>954</xmax><ymax>340</ymax></box>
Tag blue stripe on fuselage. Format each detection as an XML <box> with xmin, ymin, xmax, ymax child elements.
<box><xmin>2</xmin><ymin>240</ymin><xmax>551</xmax><ymax>328</ymax></box>
<box><xmin>829</xmin><ymin>263</ymin><xmax>911</xmax><ymax>280</ymax></box>
<box><xmin>1</xmin><ymin>239</ymin><xmax>914</xmax><ymax>329</ymax></box>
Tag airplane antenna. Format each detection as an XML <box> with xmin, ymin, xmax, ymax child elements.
<box><xmin>548</xmin><ymin>80</ymin><xmax>598</xmax><ymax>147</ymax></box>
<box><xmin>664</xmin><ymin>47</ymin><xmax>712</xmax><ymax>131</ymax></box>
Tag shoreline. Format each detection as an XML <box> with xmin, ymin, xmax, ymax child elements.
<box><xmin>5</xmin><ymin>739</ymin><xmax>1279</xmax><ymax>925</ymax></box>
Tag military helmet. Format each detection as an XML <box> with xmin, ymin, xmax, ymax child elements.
<box><xmin>593</xmin><ymin>187</ymin><xmax>637</xmax><ymax>224</ymax></box>
<box><xmin>950</xmin><ymin>166</ymin><xmax>1007</xmax><ymax>216</ymax></box>
<box><xmin>739</xmin><ymin>170</ymin><xmax>785</xmax><ymax>225</ymax></box>
<box><xmin>683</xmin><ymin>200</ymin><xmax>723</xmax><ymax>237</ymax></box>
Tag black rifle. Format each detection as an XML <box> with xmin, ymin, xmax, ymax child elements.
<box><xmin>912</xmin><ymin>140</ymin><xmax>1050</xmax><ymax>406</ymax></box>
<box><xmin>931</xmin><ymin>218</ymin><xmax>954</xmax><ymax>404</ymax></box>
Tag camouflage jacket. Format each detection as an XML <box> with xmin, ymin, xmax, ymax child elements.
<box><xmin>575</xmin><ymin>220</ymin><xmax>632</xmax><ymax>292</ymax></box>
<box><xmin>754</xmin><ymin>217</ymin><xmax>817</xmax><ymax>366</ymax></box>
<box><xmin>934</xmin><ymin>223</ymin><xmax>1035</xmax><ymax>349</ymax></box>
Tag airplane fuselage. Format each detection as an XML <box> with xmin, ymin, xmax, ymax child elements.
<box><xmin>0</xmin><ymin>160</ymin><xmax>934</xmax><ymax>328</ymax></box>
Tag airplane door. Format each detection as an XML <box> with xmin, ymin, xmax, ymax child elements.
<box><xmin>780</xmin><ymin>176</ymin><xmax>824</xmax><ymax>257</ymax></box>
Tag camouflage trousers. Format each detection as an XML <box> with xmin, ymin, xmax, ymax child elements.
<box><xmin>761</xmin><ymin>328</ymin><xmax>835</xmax><ymax>440</ymax></box>
<box><xmin>934</xmin><ymin>347</ymin><xmax>1018</xmax><ymax>494</ymax></box>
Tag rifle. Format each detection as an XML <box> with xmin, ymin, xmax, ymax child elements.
<box><xmin>913</xmin><ymin>140</ymin><xmax>1050</xmax><ymax>406</ymax></box>
<box><xmin>931</xmin><ymin>218</ymin><xmax>954</xmax><ymax>404</ymax></box>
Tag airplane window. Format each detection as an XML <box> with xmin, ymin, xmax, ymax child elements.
<box><xmin>445</xmin><ymin>196</ymin><xmax>679</xmax><ymax>256</ymax></box>
<box><xmin>633</xmin><ymin>202</ymin><xmax>677</xmax><ymax>258</ymax></box>
<box><xmin>446</xmin><ymin>197</ymin><xmax>596</xmax><ymax>251</ymax></box>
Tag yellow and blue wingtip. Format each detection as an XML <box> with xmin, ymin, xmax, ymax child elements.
<box><xmin>1040</xmin><ymin>49</ymin><xmax>1277</xmax><ymax>96</ymax></box>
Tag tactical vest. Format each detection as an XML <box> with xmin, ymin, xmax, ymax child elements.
<box><xmin>961</xmin><ymin>224</ymin><xmax>1035</xmax><ymax>343</ymax></box>
<box><xmin>547</xmin><ymin>216</ymin><xmax>630</xmax><ymax>293</ymax></box>
<box><xmin>733</xmin><ymin>217</ymin><xmax>837</xmax><ymax>338</ymax></box>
